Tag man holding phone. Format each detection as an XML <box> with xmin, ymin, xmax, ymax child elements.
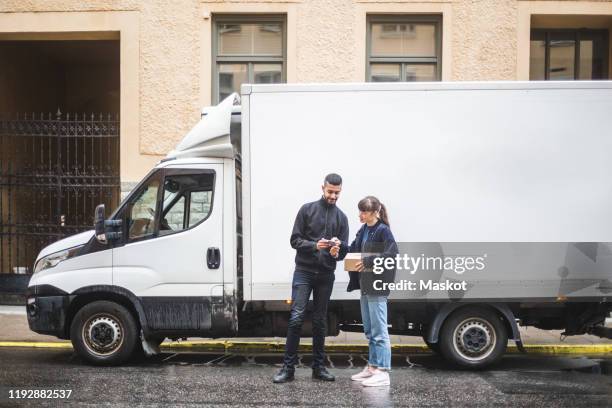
<box><xmin>273</xmin><ymin>173</ymin><xmax>349</xmax><ymax>383</ymax></box>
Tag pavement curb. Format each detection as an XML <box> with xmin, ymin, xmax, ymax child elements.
<box><xmin>1</xmin><ymin>341</ymin><xmax>611</xmax><ymax>355</ymax></box>
<box><xmin>0</xmin><ymin>341</ymin><xmax>73</xmax><ymax>349</ymax></box>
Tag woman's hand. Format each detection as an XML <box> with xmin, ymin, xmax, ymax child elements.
<box><xmin>355</xmin><ymin>261</ymin><xmax>365</xmax><ymax>272</ymax></box>
<box><xmin>330</xmin><ymin>245</ymin><xmax>339</xmax><ymax>258</ymax></box>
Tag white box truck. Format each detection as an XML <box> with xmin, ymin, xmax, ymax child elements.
<box><xmin>26</xmin><ymin>82</ymin><xmax>612</xmax><ymax>368</ymax></box>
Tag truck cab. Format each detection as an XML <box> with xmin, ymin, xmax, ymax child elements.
<box><xmin>27</xmin><ymin>94</ymin><xmax>242</xmax><ymax>365</ymax></box>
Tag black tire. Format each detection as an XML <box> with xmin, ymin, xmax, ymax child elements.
<box><xmin>70</xmin><ymin>300</ymin><xmax>139</xmax><ymax>366</ymax></box>
<box><xmin>438</xmin><ymin>307</ymin><xmax>507</xmax><ymax>369</ymax></box>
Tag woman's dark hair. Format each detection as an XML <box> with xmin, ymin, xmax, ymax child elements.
<box><xmin>358</xmin><ymin>195</ymin><xmax>389</xmax><ymax>226</ymax></box>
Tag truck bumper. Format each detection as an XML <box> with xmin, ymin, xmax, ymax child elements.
<box><xmin>26</xmin><ymin>287</ymin><xmax>71</xmax><ymax>339</ymax></box>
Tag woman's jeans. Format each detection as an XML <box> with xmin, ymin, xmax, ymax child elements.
<box><xmin>360</xmin><ymin>294</ymin><xmax>391</xmax><ymax>370</ymax></box>
<box><xmin>282</xmin><ymin>270</ymin><xmax>335</xmax><ymax>370</ymax></box>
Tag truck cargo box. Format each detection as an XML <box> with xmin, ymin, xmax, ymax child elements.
<box><xmin>240</xmin><ymin>82</ymin><xmax>612</xmax><ymax>302</ymax></box>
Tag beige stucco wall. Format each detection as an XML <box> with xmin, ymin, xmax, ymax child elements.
<box><xmin>1</xmin><ymin>0</ymin><xmax>612</xmax><ymax>183</ymax></box>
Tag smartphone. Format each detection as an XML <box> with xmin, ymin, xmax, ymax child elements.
<box><xmin>324</xmin><ymin>239</ymin><xmax>339</xmax><ymax>247</ymax></box>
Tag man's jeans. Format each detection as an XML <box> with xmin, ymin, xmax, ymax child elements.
<box><xmin>282</xmin><ymin>270</ymin><xmax>335</xmax><ymax>369</ymax></box>
<box><xmin>360</xmin><ymin>294</ymin><xmax>391</xmax><ymax>370</ymax></box>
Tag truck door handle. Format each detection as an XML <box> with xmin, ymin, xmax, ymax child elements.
<box><xmin>207</xmin><ymin>247</ymin><xmax>221</xmax><ymax>269</ymax></box>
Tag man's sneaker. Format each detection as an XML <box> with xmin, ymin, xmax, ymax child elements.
<box><xmin>351</xmin><ymin>366</ymin><xmax>374</xmax><ymax>382</ymax></box>
<box><xmin>273</xmin><ymin>366</ymin><xmax>295</xmax><ymax>383</ymax></box>
<box><xmin>312</xmin><ymin>367</ymin><xmax>335</xmax><ymax>381</ymax></box>
<box><xmin>361</xmin><ymin>369</ymin><xmax>390</xmax><ymax>387</ymax></box>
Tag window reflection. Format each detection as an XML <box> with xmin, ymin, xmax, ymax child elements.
<box><xmin>254</xmin><ymin>64</ymin><xmax>282</xmax><ymax>84</ymax></box>
<box><xmin>529</xmin><ymin>29</ymin><xmax>608</xmax><ymax>80</ymax></box>
<box><xmin>371</xmin><ymin>23</ymin><xmax>436</xmax><ymax>57</ymax></box>
<box><xmin>218</xmin><ymin>23</ymin><xmax>283</xmax><ymax>56</ymax></box>
<box><xmin>218</xmin><ymin>64</ymin><xmax>247</xmax><ymax>102</ymax></box>
<box><xmin>530</xmin><ymin>40</ymin><xmax>546</xmax><ymax>80</ymax></box>
<box><xmin>549</xmin><ymin>35</ymin><xmax>575</xmax><ymax>80</ymax></box>
<box><xmin>405</xmin><ymin>64</ymin><xmax>436</xmax><ymax>81</ymax></box>
<box><xmin>371</xmin><ymin>64</ymin><xmax>400</xmax><ymax>82</ymax></box>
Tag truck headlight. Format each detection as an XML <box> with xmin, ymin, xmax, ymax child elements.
<box><xmin>33</xmin><ymin>246</ymin><xmax>83</xmax><ymax>274</ymax></box>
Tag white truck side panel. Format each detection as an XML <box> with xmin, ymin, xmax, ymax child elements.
<box><xmin>242</xmin><ymin>82</ymin><xmax>612</xmax><ymax>301</ymax></box>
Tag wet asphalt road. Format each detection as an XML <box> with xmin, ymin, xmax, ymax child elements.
<box><xmin>0</xmin><ymin>348</ymin><xmax>611</xmax><ymax>407</ymax></box>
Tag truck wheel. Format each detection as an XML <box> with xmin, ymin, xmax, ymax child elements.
<box><xmin>439</xmin><ymin>307</ymin><xmax>507</xmax><ymax>369</ymax></box>
<box><xmin>70</xmin><ymin>301</ymin><xmax>138</xmax><ymax>366</ymax></box>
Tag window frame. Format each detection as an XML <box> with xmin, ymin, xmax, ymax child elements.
<box><xmin>530</xmin><ymin>28</ymin><xmax>610</xmax><ymax>80</ymax></box>
<box><xmin>212</xmin><ymin>14</ymin><xmax>287</xmax><ymax>104</ymax></box>
<box><xmin>366</xmin><ymin>14</ymin><xmax>443</xmax><ymax>82</ymax></box>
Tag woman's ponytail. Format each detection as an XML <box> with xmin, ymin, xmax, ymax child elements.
<box><xmin>379</xmin><ymin>203</ymin><xmax>390</xmax><ymax>226</ymax></box>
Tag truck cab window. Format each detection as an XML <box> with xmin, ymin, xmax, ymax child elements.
<box><xmin>158</xmin><ymin>172</ymin><xmax>214</xmax><ymax>236</ymax></box>
<box><xmin>188</xmin><ymin>190</ymin><xmax>213</xmax><ymax>227</ymax></box>
<box><xmin>161</xmin><ymin>195</ymin><xmax>186</xmax><ymax>233</ymax></box>
<box><xmin>127</xmin><ymin>177</ymin><xmax>161</xmax><ymax>241</ymax></box>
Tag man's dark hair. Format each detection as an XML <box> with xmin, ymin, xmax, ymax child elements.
<box><xmin>324</xmin><ymin>173</ymin><xmax>342</xmax><ymax>186</ymax></box>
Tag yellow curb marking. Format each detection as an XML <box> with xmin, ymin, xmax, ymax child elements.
<box><xmin>1</xmin><ymin>341</ymin><xmax>610</xmax><ymax>354</ymax></box>
<box><xmin>0</xmin><ymin>341</ymin><xmax>72</xmax><ymax>348</ymax></box>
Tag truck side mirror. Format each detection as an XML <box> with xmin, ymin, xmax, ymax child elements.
<box><xmin>94</xmin><ymin>204</ymin><xmax>107</xmax><ymax>243</ymax></box>
<box><xmin>94</xmin><ymin>204</ymin><xmax>123</xmax><ymax>244</ymax></box>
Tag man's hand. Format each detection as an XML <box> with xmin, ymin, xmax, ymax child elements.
<box><xmin>355</xmin><ymin>261</ymin><xmax>365</xmax><ymax>272</ymax></box>
<box><xmin>316</xmin><ymin>239</ymin><xmax>331</xmax><ymax>250</ymax></box>
<box><xmin>329</xmin><ymin>237</ymin><xmax>340</xmax><ymax>257</ymax></box>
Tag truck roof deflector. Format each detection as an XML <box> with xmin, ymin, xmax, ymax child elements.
<box><xmin>166</xmin><ymin>93</ymin><xmax>240</xmax><ymax>159</ymax></box>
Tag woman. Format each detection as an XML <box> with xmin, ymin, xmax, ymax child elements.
<box><xmin>346</xmin><ymin>196</ymin><xmax>398</xmax><ymax>387</ymax></box>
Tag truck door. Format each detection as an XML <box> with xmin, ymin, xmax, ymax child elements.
<box><xmin>112</xmin><ymin>164</ymin><xmax>224</xmax><ymax>301</ymax></box>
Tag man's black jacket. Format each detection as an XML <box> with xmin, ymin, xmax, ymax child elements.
<box><xmin>290</xmin><ymin>197</ymin><xmax>349</xmax><ymax>274</ymax></box>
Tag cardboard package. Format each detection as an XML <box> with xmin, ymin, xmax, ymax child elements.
<box><xmin>343</xmin><ymin>253</ymin><xmax>362</xmax><ymax>271</ymax></box>
<box><xmin>344</xmin><ymin>253</ymin><xmax>376</xmax><ymax>272</ymax></box>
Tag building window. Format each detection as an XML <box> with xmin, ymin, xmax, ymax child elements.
<box><xmin>367</xmin><ymin>15</ymin><xmax>442</xmax><ymax>82</ymax></box>
<box><xmin>213</xmin><ymin>15</ymin><xmax>286</xmax><ymax>103</ymax></box>
<box><xmin>530</xmin><ymin>29</ymin><xmax>609</xmax><ymax>80</ymax></box>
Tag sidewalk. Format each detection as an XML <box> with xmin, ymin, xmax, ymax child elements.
<box><xmin>2</xmin><ymin>306</ymin><xmax>611</xmax><ymax>351</ymax></box>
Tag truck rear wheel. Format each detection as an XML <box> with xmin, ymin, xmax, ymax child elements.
<box><xmin>439</xmin><ymin>307</ymin><xmax>507</xmax><ymax>369</ymax></box>
<box><xmin>70</xmin><ymin>301</ymin><xmax>138</xmax><ymax>366</ymax></box>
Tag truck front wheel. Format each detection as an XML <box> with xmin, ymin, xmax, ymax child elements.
<box><xmin>70</xmin><ymin>301</ymin><xmax>138</xmax><ymax>366</ymax></box>
<box><xmin>439</xmin><ymin>307</ymin><xmax>507</xmax><ymax>369</ymax></box>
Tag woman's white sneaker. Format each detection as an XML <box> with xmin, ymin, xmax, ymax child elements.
<box><xmin>351</xmin><ymin>366</ymin><xmax>374</xmax><ymax>382</ymax></box>
<box><xmin>361</xmin><ymin>369</ymin><xmax>390</xmax><ymax>387</ymax></box>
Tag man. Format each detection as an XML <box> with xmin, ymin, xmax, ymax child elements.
<box><xmin>273</xmin><ymin>173</ymin><xmax>349</xmax><ymax>383</ymax></box>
